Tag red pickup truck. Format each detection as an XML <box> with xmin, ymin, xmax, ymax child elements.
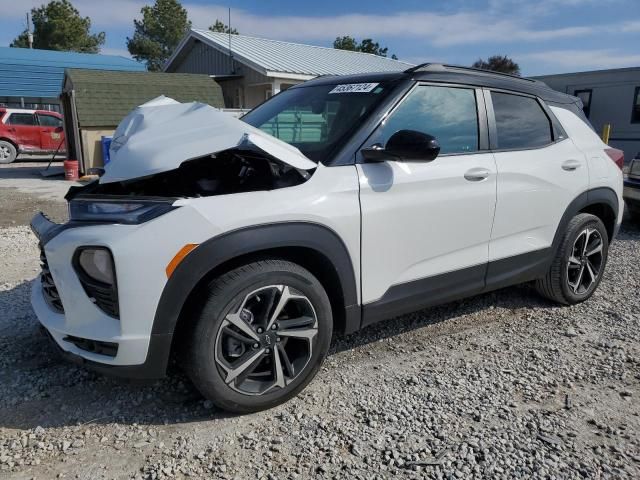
<box><xmin>0</xmin><ymin>108</ymin><xmax>66</xmax><ymax>164</ymax></box>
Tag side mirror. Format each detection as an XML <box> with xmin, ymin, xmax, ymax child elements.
<box><xmin>361</xmin><ymin>130</ymin><xmax>440</xmax><ymax>162</ymax></box>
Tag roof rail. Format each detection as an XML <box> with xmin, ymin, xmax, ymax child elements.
<box><xmin>404</xmin><ymin>63</ymin><xmax>542</xmax><ymax>84</ymax></box>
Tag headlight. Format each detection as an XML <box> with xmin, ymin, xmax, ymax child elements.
<box><xmin>69</xmin><ymin>198</ymin><xmax>175</xmax><ymax>224</ymax></box>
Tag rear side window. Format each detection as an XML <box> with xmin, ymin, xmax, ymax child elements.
<box><xmin>38</xmin><ymin>114</ymin><xmax>62</xmax><ymax>127</ymax></box>
<box><xmin>7</xmin><ymin>113</ymin><xmax>37</xmax><ymax>126</ymax></box>
<box><xmin>491</xmin><ymin>92</ymin><xmax>553</xmax><ymax>150</ymax></box>
<box><xmin>377</xmin><ymin>85</ymin><xmax>479</xmax><ymax>155</ymax></box>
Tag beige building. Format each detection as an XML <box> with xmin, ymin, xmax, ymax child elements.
<box><xmin>164</xmin><ymin>29</ymin><xmax>412</xmax><ymax>109</ymax></box>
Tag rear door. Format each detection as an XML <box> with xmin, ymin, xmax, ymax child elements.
<box><xmin>36</xmin><ymin>113</ymin><xmax>64</xmax><ymax>151</ymax></box>
<box><xmin>358</xmin><ymin>83</ymin><xmax>497</xmax><ymax>316</ymax></box>
<box><xmin>6</xmin><ymin>112</ymin><xmax>41</xmax><ymax>151</ymax></box>
<box><xmin>486</xmin><ymin>90</ymin><xmax>589</xmax><ymax>265</ymax></box>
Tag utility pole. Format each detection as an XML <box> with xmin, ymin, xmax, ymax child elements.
<box><xmin>26</xmin><ymin>12</ymin><xmax>33</xmax><ymax>49</ymax></box>
<box><xmin>228</xmin><ymin>7</ymin><xmax>234</xmax><ymax>74</ymax></box>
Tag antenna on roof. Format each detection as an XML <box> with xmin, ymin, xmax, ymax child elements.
<box><xmin>228</xmin><ymin>7</ymin><xmax>234</xmax><ymax>74</ymax></box>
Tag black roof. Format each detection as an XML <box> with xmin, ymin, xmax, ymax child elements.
<box><xmin>300</xmin><ymin>63</ymin><xmax>577</xmax><ymax>105</ymax></box>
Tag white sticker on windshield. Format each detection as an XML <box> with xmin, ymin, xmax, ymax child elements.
<box><xmin>329</xmin><ymin>83</ymin><xmax>379</xmax><ymax>94</ymax></box>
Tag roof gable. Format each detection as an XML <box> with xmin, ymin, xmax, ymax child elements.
<box><xmin>165</xmin><ymin>30</ymin><xmax>413</xmax><ymax>78</ymax></box>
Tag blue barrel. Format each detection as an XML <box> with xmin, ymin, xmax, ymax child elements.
<box><xmin>101</xmin><ymin>136</ymin><xmax>113</xmax><ymax>165</ymax></box>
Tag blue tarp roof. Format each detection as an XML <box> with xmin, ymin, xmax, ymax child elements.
<box><xmin>0</xmin><ymin>47</ymin><xmax>145</xmax><ymax>99</ymax></box>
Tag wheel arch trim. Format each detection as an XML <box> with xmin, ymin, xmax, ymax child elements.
<box><xmin>151</xmin><ymin>221</ymin><xmax>360</xmax><ymax>337</ymax></box>
<box><xmin>552</xmin><ymin>187</ymin><xmax>619</xmax><ymax>251</ymax></box>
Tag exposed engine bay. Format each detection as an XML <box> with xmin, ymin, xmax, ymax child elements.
<box><xmin>68</xmin><ymin>148</ymin><xmax>311</xmax><ymax>200</ymax></box>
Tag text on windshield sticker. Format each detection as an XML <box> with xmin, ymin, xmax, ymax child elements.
<box><xmin>329</xmin><ymin>83</ymin><xmax>379</xmax><ymax>94</ymax></box>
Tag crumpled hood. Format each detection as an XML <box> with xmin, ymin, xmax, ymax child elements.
<box><xmin>100</xmin><ymin>96</ymin><xmax>316</xmax><ymax>184</ymax></box>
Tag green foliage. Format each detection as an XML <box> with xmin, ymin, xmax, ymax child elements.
<box><xmin>209</xmin><ymin>19</ymin><xmax>238</xmax><ymax>34</ymax></box>
<box><xmin>10</xmin><ymin>0</ymin><xmax>105</xmax><ymax>53</ymax></box>
<box><xmin>333</xmin><ymin>36</ymin><xmax>394</xmax><ymax>58</ymax></box>
<box><xmin>333</xmin><ymin>36</ymin><xmax>358</xmax><ymax>51</ymax></box>
<box><xmin>127</xmin><ymin>0</ymin><xmax>191</xmax><ymax>71</ymax></box>
<box><xmin>471</xmin><ymin>55</ymin><xmax>521</xmax><ymax>76</ymax></box>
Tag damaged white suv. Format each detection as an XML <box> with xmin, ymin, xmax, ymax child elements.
<box><xmin>31</xmin><ymin>65</ymin><xmax>624</xmax><ymax>413</ymax></box>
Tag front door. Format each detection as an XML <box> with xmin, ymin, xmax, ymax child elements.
<box><xmin>36</xmin><ymin>113</ymin><xmax>64</xmax><ymax>152</ymax></box>
<box><xmin>358</xmin><ymin>84</ymin><xmax>498</xmax><ymax>322</ymax></box>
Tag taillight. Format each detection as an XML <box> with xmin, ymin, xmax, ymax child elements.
<box><xmin>605</xmin><ymin>148</ymin><xmax>624</xmax><ymax>170</ymax></box>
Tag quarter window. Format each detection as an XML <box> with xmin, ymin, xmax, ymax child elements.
<box><xmin>632</xmin><ymin>87</ymin><xmax>640</xmax><ymax>124</ymax></box>
<box><xmin>376</xmin><ymin>85</ymin><xmax>479</xmax><ymax>155</ymax></box>
<box><xmin>7</xmin><ymin>113</ymin><xmax>36</xmax><ymax>126</ymax></box>
<box><xmin>574</xmin><ymin>89</ymin><xmax>592</xmax><ymax>118</ymax></box>
<box><xmin>491</xmin><ymin>92</ymin><xmax>553</xmax><ymax>150</ymax></box>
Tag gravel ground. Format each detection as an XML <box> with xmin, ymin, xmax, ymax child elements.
<box><xmin>0</xmin><ymin>177</ymin><xmax>639</xmax><ymax>479</ymax></box>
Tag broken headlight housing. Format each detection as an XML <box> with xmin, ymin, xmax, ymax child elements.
<box><xmin>69</xmin><ymin>198</ymin><xmax>176</xmax><ymax>225</ymax></box>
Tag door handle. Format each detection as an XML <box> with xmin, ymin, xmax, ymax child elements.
<box><xmin>464</xmin><ymin>167</ymin><xmax>490</xmax><ymax>182</ymax></box>
<box><xmin>562</xmin><ymin>159</ymin><xmax>582</xmax><ymax>171</ymax></box>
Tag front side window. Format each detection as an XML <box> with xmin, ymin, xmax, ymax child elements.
<box><xmin>574</xmin><ymin>89</ymin><xmax>592</xmax><ymax>118</ymax></box>
<box><xmin>632</xmin><ymin>87</ymin><xmax>640</xmax><ymax>124</ymax></box>
<box><xmin>7</xmin><ymin>113</ymin><xmax>36</xmax><ymax>126</ymax></box>
<box><xmin>492</xmin><ymin>92</ymin><xmax>553</xmax><ymax>150</ymax></box>
<box><xmin>243</xmin><ymin>82</ymin><xmax>395</xmax><ymax>162</ymax></box>
<box><xmin>375</xmin><ymin>85</ymin><xmax>479</xmax><ymax>155</ymax></box>
<box><xmin>38</xmin><ymin>114</ymin><xmax>62</xmax><ymax>127</ymax></box>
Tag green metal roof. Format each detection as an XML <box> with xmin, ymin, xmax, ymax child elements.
<box><xmin>64</xmin><ymin>69</ymin><xmax>224</xmax><ymax>127</ymax></box>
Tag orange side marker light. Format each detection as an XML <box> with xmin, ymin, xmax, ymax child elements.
<box><xmin>166</xmin><ymin>244</ymin><xmax>199</xmax><ymax>278</ymax></box>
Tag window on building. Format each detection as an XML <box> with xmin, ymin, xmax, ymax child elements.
<box><xmin>375</xmin><ymin>85</ymin><xmax>479</xmax><ymax>155</ymax></box>
<box><xmin>574</xmin><ymin>89</ymin><xmax>592</xmax><ymax>118</ymax></box>
<box><xmin>37</xmin><ymin>114</ymin><xmax>62</xmax><ymax>127</ymax></box>
<box><xmin>632</xmin><ymin>87</ymin><xmax>640</xmax><ymax>124</ymax></box>
<box><xmin>7</xmin><ymin>113</ymin><xmax>37</xmax><ymax>126</ymax></box>
<box><xmin>491</xmin><ymin>92</ymin><xmax>553</xmax><ymax>150</ymax></box>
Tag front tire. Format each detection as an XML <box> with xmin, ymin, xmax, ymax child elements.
<box><xmin>185</xmin><ymin>260</ymin><xmax>332</xmax><ymax>413</ymax></box>
<box><xmin>536</xmin><ymin>213</ymin><xmax>609</xmax><ymax>305</ymax></box>
<box><xmin>0</xmin><ymin>141</ymin><xmax>17</xmax><ymax>164</ymax></box>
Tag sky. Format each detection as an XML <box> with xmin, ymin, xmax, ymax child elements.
<box><xmin>1</xmin><ymin>0</ymin><xmax>639</xmax><ymax>75</ymax></box>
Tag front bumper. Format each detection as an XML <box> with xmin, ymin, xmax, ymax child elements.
<box><xmin>29</xmin><ymin>210</ymin><xmax>210</xmax><ymax>379</ymax></box>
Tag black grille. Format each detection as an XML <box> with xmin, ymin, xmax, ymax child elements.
<box><xmin>63</xmin><ymin>335</ymin><xmax>118</xmax><ymax>357</ymax></box>
<box><xmin>39</xmin><ymin>246</ymin><xmax>64</xmax><ymax>313</ymax></box>
<box><xmin>82</xmin><ymin>281</ymin><xmax>119</xmax><ymax>318</ymax></box>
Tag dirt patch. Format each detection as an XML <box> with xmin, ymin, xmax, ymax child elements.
<box><xmin>0</xmin><ymin>187</ymin><xmax>68</xmax><ymax>227</ymax></box>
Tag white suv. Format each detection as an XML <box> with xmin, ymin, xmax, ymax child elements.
<box><xmin>31</xmin><ymin>64</ymin><xmax>624</xmax><ymax>413</ymax></box>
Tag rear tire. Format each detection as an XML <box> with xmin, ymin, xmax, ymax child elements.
<box><xmin>536</xmin><ymin>213</ymin><xmax>609</xmax><ymax>305</ymax></box>
<box><xmin>184</xmin><ymin>259</ymin><xmax>332</xmax><ymax>413</ymax></box>
<box><xmin>0</xmin><ymin>141</ymin><xmax>17</xmax><ymax>164</ymax></box>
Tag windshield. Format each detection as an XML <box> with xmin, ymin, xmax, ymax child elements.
<box><xmin>242</xmin><ymin>82</ymin><xmax>395</xmax><ymax>163</ymax></box>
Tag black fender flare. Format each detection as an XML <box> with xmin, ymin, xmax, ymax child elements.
<box><xmin>151</xmin><ymin>222</ymin><xmax>360</xmax><ymax>337</ymax></box>
<box><xmin>551</xmin><ymin>187</ymin><xmax>619</xmax><ymax>253</ymax></box>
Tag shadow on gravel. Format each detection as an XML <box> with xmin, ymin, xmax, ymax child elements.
<box><xmin>0</xmin><ymin>221</ymin><xmax>637</xmax><ymax>432</ymax></box>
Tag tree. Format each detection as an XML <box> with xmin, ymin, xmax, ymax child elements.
<box><xmin>10</xmin><ymin>0</ymin><xmax>104</xmax><ymax>53</ymax></box>
<box><xmin>472</xmin><ymin>55</ymin><xmax>520</xmax><ymax>76</ymax></box>
<box><xmin>333</xmin><ymin>36</ymin><xmax>358</xmax><ymax>51</ymax></box>
<box><xmin>209</xmin><ymin>19</ymin><xmax>238</xmax><ymax>34</ymax></box>
<box><xmin>127</xmin><ymin>0</ymin><xmax>191</xmax><ymax>71</ymax></box>
<box><xmin>358</xmin><ymin>38</ymin><xmax>388</xmax><ymax>57</ymax></box>
<box><xmin>333</xmin><ymin>36</ymin><xmax>395</xmax><ymax>58</ymax></box>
